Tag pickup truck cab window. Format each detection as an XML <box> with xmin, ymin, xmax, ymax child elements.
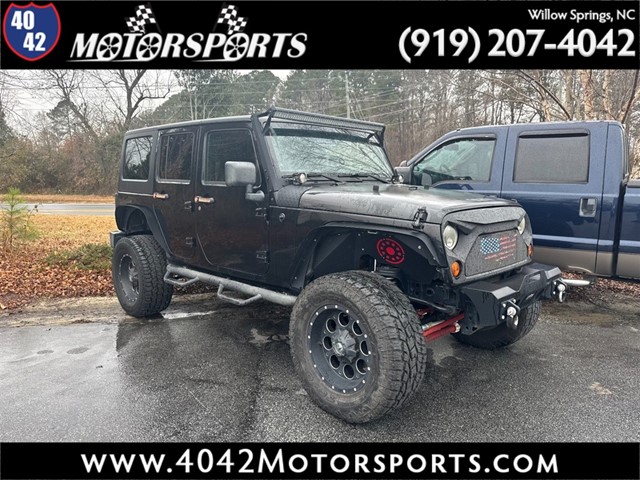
<box><xmin>413</xmin><ymin>137</ymin><xmax>495</xmax><ymax>186</ymax></box>
<box><xmin>514</xmin><ymin>132</ymin><xmax>589</xmax><ymax>183</ymax></box>
<box><xmin>203</xmin><ymin>129</ymin><xmax>256</xmax><ymax>184</ymax></box>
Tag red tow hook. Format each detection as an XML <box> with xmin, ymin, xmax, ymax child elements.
<box><xmin>422</xmin><ymin>313</ymin><xmax>465</xmax><ymax>342</ymax></box>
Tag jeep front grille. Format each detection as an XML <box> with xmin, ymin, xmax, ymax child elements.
<box><xmin>465</xmin><ymin>229</ymin><xmax>527</xmax><ymax>277</ymax></box>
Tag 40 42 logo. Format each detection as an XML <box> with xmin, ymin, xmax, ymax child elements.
<box><xmin>2</xmin><ymin>2</ymin><xmax>61</xmax><ymax>61</ymax></box>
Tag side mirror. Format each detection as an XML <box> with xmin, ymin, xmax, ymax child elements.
<box><xmin>394</xmin><ymin>166</ymin><xmax>411</xmax><ymax>184</ymax></box>
<box><xmin>226</xmin><ymin>161</ymin><xmax>256</xmax><ymax>186</ymax></box>
<box><xmin>225</xmin><ymin>161</ymin><xmax>265</xmax><ymax>202</ymax></box>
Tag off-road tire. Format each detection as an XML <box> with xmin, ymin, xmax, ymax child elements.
<box><xmin>112</xmin><ymin>235</ymin><xmax>173</xmax><ymax>317</ymax></box>
<box><xmin>454</xmin><ymin>300</ymin><xmax>541</xmax><ymax>349</ymax></box>
<box><xmin>289</xmin><ymin>271</ymin><xmax>428</xmax><ymax>423</ymax></box>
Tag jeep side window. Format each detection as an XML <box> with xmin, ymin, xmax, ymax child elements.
<box><xmin>413</xmin><ymin>138</ymin><xmax>495</xmax><ymax>185</ymax></box>
<box><xmin>203</xmin><ymin>129</ymin><xmax>256</xmax><ymax>184</ymax></box>
<box><xmin>123</xmin><ymin>136</ymin><xmax>152</xmax><ymax>181</ymax></box>
<box><xmin>157</xmin><ymin>132</ymin><xmax>194</xmax><ymax>182</ymax></box>
<box><xmin>514</xmin><ymin>133</ymin><xmax>589</xmax><ymax>183</ymax></box>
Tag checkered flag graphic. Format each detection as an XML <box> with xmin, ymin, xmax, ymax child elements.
<box><xmin>216</xmin><ymin>4</ymin><xmax>247</xmax><ymax>35</ymax></box>
<box><xmin>126</xmin><ymin>4</ymin><xmax>157</xmax><ymax>34</ymax></box>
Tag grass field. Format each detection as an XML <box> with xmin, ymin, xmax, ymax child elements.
<box><xmin>0</xmin><ymin>215</ymin><xmax>116</xmax><ymax>310</ymax></box>
<box><xmin>23</xmin><ymin>194</ymin><xmax>115</xmax><ymax>204</ymax></box>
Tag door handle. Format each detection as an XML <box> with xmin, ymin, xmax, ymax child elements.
<box><xmin>579</xmin><ymin>197</ymin><xmax>597</xmax><ymax>218</ymax></box>
<box><xmin>152</xmin><ymin>192</ymin><xmax>169</xmax><ymax>200</ymax></box>
<box><xmin>194</xmin><ymin>196</ymin><xmax>215</xmax><ymax>204</ymax></box>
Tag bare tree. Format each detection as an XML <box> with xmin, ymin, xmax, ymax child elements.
<box><xmin>89</xmin><ymin>70</ymin><xmax>173</xmax><ymax>132</ymax></box>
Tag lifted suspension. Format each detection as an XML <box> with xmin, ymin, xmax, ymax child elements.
<box><xmin>421</xmin><ymin>313</ymin><xmax>464</xmax><ymax>342</ymax></box>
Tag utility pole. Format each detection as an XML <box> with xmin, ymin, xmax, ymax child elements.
<box><xmin>345</xmin><ymin>71</ymin><xmax>350</xmax><ymax>118</ymax></box>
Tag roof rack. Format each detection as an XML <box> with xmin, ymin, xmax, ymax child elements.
<box><xmin>257</xmin><ymin>107</ymin><xmax>385</xmax><ymax>144</ymax></box>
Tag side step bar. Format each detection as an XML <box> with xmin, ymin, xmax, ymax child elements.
<box><xmin>163</xmin><ymin>264</ymin><xmax>297</xmax><ymax>307</ymax></box>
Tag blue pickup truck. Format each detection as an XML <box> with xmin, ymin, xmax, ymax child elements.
<box><xmin>397</xmin><ymin>120</ymin><xmax>639</xmax><ymax>282</ymax></box>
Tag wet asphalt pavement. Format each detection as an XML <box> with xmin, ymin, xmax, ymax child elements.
<box><xmin>0</xmin><ymin>297</ymin><xmax>639</xmax><ymax>442</ymax></box>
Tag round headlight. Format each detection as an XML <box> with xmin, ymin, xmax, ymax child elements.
<box><xmin>443</xmin><ymin>225</ymin><xmax>458</xmax><ymax>250</ymax></box>
<box><xmin>517</xmin><ymin>217</ymin><xmax>526</xmax><ymax>235</ymax></box>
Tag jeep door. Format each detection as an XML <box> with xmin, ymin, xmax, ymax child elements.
<box><xmin>152</xmin><ymin>126</ymin><xmax>199</xmax><ymax>262</ymax></box>
<box><xmin>195</xmin><ymin>125</ymin><xmax>268</xmax><ymax>278</ymax></box>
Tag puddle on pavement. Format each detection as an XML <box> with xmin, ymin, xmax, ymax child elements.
<box><xmin>67</xmin><ymin>347</ymin><xmax>89</xmax><ymax>355</ymax></box>
<box><xmin>162</xmin><ymin>310</ymin><xmax>218</xmax><ymax>320</ymax></box>
<box><xmin>248</xmin><ymin>328</ymin><xmax>289</xmax><ymax>346</ymax></box>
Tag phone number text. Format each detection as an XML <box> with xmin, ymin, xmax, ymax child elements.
<box><xmin>398</xmin><ymin>28</ymin><xmax>636</xmax><ymax>64</ymax></box>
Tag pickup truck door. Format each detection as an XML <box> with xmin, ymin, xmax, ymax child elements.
<box><xmin>409</xmin><ymin>128</ymin><xmax>507</xmax><ymax>196</ymax></box>
<box><xmin>194</xmin><ymin>125</ymin><xmax>269</xmax><ymax>278</ymax></box>
<box><xmin>500</xmin><ymin>125</ymin><xmax>606</xmax><ymax>274</ymax></box>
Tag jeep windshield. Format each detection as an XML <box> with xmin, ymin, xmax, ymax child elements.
<box><xmin>265</xmin><ymin>124</ymin><xmax>393</xmax><ymax>181</ymax></box>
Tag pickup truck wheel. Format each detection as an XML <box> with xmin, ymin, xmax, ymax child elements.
<box><xmin>289</xmin><ymin>271</ymin><xmax>428</xmax><ymax>423</ymax></box>
<box><xmin>454</xmin><ymin>300</ymin><xmax>541</xmax><ymax>349</ymax></box>
<box><xmin>112</xmin><ymin>235</ymin><xmax>173</xmax><ymax>317</ymax></box>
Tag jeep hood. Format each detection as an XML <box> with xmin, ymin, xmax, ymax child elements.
<box><xmin>294</xmin><ymin>183</ymin><xmax>516</xmax><ymax>224</ymax></box>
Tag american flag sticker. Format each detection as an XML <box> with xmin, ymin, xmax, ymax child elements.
<box><xmin>480</xmin><ymin>232</ymin><xmax>517</xmax><ymax>262</ymax></box>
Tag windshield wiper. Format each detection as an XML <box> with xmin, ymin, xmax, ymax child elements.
<box><xmin>307</xmin><ymin>172</ymin><xmax>341</xmax><ymax>182</ymax></box>
<box><xmin>337</xmin><ymin>173</ymin><xmax>390</xmax><ymax>183</ymax></box>
<box><xmin>282</xmin><ymin>172</ymin><xmax>341</xmax><ymax>183</ymax></box>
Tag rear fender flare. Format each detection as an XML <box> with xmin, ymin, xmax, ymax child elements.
<box><xmin>114</xmin><ymin>205</ymin><xmax>169</xmax><ymax>254</ymax></box>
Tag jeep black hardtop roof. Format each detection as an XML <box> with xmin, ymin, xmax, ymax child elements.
<box><xmin>126</xmin><ymin>115</ymin><xmax>252</xmax><ymax>136</ymax></box>
<box><xmin>125</xmin><ymin>108</ymin><xmax>385</xmax><ymax>139</ymax></box>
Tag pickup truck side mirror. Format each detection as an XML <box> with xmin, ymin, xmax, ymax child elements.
<box><xmin>394</xmin><ymin>166</ymin><xmax>411</xmax><ymax>184</ymax></box>
<box><xmin>225</xmin><ymin>161</ymin><xmax>265</xmax><ymax>202</ymax></box>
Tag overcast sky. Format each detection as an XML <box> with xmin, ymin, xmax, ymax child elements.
<box><xmin>3</xmin><ymin>69</ymin><xmax>291</xmax><ymax>131</ymax></box>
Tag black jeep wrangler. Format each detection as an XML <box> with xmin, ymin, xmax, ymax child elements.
<box><xmin>111</xmin><ymin>108</ymin><xmax>565</xmax><ymax>423</ymax></box>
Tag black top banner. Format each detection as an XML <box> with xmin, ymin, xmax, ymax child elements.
<box><xmin>1</xmin><ymin>1</ymin><xmax>639</xmax><ymax>69</ymax></box>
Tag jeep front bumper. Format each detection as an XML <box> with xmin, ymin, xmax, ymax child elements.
<box><xmin>459</xmin><ymin>263</ymin><xmax>563</xmax><ymax>330</ymax></box>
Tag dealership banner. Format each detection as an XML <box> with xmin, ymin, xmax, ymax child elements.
<box><xmin>1</xmin><ymin>1</ymin><xmax>639</xmax><ymax>68</ymax></box>
<box><xmin>0</xmin><ymin>442</ymin><xmax>639</xmax><ymax>479</ymax></box>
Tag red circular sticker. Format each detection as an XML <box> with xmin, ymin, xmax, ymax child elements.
<box><xmin>376</xmin><ymin>238</ymin><xmax>405</xmax><ymax>265</ymax></box>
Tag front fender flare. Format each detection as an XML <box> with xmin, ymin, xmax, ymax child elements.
<box><xmin>289</xmin><ymin>222</ymin><xmax>444</xmax><ymax>292</ymax></box>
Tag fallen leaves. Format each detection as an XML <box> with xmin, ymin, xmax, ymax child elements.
<box><xmin>0</xmin><ymin>215</ymin><xmax>116</xmax><ymax>311</ymax></box>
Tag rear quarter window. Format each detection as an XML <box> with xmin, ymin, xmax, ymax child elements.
<box><xmin>514</xmin><ymin>132</ymin><xmax>589</xmax><ymax>183</ymax></box>
<box><xmin>123</xmin><ymin>136</ymin><xmax>152</xmax><ymax>181</ymax></box>
<box><xmin>157</xmin><ymin>131</ymin><xmax>194</xmax><ymax>182</ymax></box>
